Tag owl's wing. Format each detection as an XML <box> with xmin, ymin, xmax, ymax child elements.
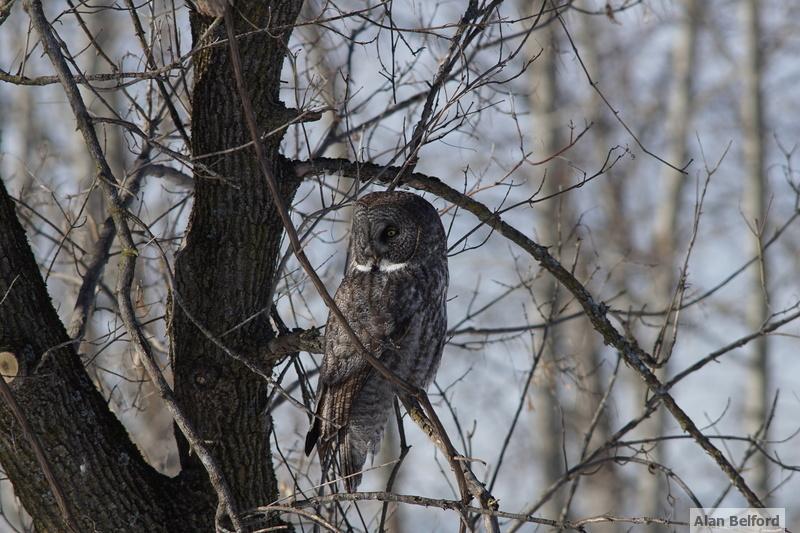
<box><xmin>303</xmin><ymin>365</ymin><xmax>372</xmax><ymax>492</ymax></box>
<box><xmin>303</xmin><ymin>316</ymin><xmax>400</xmax><ymax>456</ymax></box>
<box><xmin>304</xmin><ymin>276</ymin><xmax>423</xmax><ymax>490</ymax></box>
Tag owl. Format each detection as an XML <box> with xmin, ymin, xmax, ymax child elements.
<box><xmin>304</xmin><ymin>191</ymin><xmax>449</xmax><ymax>492</ymax></box>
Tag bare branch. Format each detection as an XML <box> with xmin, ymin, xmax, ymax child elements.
<box><xmin>294</xmin><ymin>156</ymin><xmax>765</xmax><ymax>507</ymax></box>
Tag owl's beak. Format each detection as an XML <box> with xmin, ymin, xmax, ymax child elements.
<box><xmin>368</xmin><ymin>249</ymin><xmax>382</xmax><ymax>269</ymax></box>
<box><xmin>364</xmin><ymin>237</ymin><xmax>384</xmax><ymax>263</ymax></box>
<box><xmin>358</xmin><ymin>242</ymin><xmax>379</xmax><ymax>266</ymax></box>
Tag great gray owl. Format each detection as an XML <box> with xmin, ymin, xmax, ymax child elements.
<box><xmin>304</xmin><ymin>191</ymin><xmax>449</xmax><ymax>492</ymax></box>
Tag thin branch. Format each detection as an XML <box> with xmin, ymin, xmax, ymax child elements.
<box><xmin>67</xmin><ymin>141</ymin><xmax>155</xmax><ymax>340</ymax></box>
<box><xmin>666</xmin><ymin>305</ymin><xmax>800</xmax><ymax>389</ymax></box>
<box><xmin>554</xmin><ymin>3</ymin><xmax>690</xmax><ymax>174</ymax></box>
<box><xmin>400</xmin><ymin>396</ymin><xmax>500</xmax><ymax>533</ymax></box>
<box><xmin>123</xmin><ymin>0</ymin><xmax>190</xmax><ymax>144</ymax></box>
<box><xmin>292</xmin><ymin>491</ymin><xmax>684</xmax><ymax>530</ymax></box>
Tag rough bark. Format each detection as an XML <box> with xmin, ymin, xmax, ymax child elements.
<box><xmin>171</xmin><ymin>0</ymin><xmax>303</xmax><ymax>520</ymax></box>
<box><xmin>0</xmin><ymin>177</ymin><xmax>204</xmax><ymax>532</ymax></box>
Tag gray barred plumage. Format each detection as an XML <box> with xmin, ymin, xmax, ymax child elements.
<box><xmin>304</xmin><ymin>191</ymin><xmax>449</xmax><ymax>492</ymax></box>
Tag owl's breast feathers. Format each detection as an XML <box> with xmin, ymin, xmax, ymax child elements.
<box><xmin>304</xmin><ymin>260</ymin><xmax>447</xmax><ymax>491</ymax></box>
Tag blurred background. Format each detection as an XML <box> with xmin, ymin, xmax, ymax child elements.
<box><xmin>1</xmin><ymin>0</ymin><xmax>799</xmax><ymax>530</ymax></box>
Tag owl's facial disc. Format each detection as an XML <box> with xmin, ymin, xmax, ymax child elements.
<box><xmin>350</xmin><ymin>207</ymin><xmax>417</xmax><ymax>273</ymax></box>
<box><xmin>352</xmin><ymin>225</ymin><xmax>410</xmax><ymax>272</ymax></box>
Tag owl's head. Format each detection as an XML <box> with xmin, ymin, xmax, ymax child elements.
<box><xmin>348</xmin><ymin>191</ymin><xmax>446</xmax><ymax>273</ymax></box>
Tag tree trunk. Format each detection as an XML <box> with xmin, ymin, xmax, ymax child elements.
<box><xmin>740</xmin><ymin>0</ymin><xmax>770</xmax><ymax>502</ymax></box>
<box><xmin>641</xmin><ymin>0</ymin><xmax>702</xmax><ymax>521</ymax></box>
<box><xmin>0</xmin><ymin>1</ymin><xmax>303</xmax><ymax>530</ymax></box>
<box><xmin>172</xmin><ymin>0</ymin><xmax>305</xmax><ymax>522</ymax></box>
<box><xmin>526</xmin><ymin>16</ymin><xmax>566</xmax><ymax>518</ymax></box>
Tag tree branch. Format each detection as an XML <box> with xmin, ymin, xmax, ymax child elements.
<box><xmin>289</xmin><ymin>490</ymin><xmax>684</xmax><ymax>530</ymax></box>
<box><xmin>292</xmin><ymin>156</ymin><xmax>766</xmax><ymax>508</ymax></box>
<box><xmin>67</xmin><ymin>141</ymin><xmax>155</xmax><ymax>340</ymax></box>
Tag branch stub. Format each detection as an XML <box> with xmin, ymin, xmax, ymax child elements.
<box><xmin>0</xmin><ymin>351</ymin><xmax>19</xmax><ymax>383</ymax></box>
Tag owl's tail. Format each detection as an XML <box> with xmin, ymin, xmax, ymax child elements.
<box><xmin>305</xmin><ymin>386</ymin><xmax>369</xmax><ymax>493</ymax></box>
<box><xmin>306</xmin><ymin>424</ymin><xmax>367</xmax><ymax>492</ymax></box>
<box><xmin>304</xmin><ymin>417</ymin><xmax>321</xmax><ymax>457</ymax></box>
<box><xmin>338</xmin><ymin>432</ymin><xmax>364</xmax><ymax>493</ymax></box>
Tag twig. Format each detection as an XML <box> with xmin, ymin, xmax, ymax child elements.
<box><xmin>67</xmin><ymin>141</ymin><xmax>155</xmax><ymax>340</ymax></box>
<box><xmin>123</xmin><ymin>0</ymin><xmax>190</xmax><ymax>144</ymax></box>
<box><xmin>243</xmin><ymin>504</ymin><xmax>341</xmax><ymax>533</ymax></box>
<box><xmin>554</xmin><ymin>3</ymin><xmax>690</xmax><ymax>174</ymax></box>
<box><xmin>0</xmin><ymin>377</ymin><xmax>79</xmax><ymax>532</ymax></box>
<box><xmin>378</xmin><ymin>399</ymin><xmax>410</xmax><ymax>533</ymax></box>
<box><xmin>558</xmin><ymin>356</ymin><xmax>621</xmax><ymax>523</ymax></box>
<box><xmin>487</xmin><ymin>320</ymin><xmax>548</xmax><ymax>493</ymax></box>
<box><xmin>400</xmin><ymin>396</ymin><xmax>500</xmax><ymax>533</ymax></box>
<box><xmin>388</xmin><ymin>0</ymin><xmax>503</xmax><ymax>188</ymax></box>
<box><xmin>666</xmin><ymin>305</ymin><xmax>800</xmax><ymax>388</ymax></box>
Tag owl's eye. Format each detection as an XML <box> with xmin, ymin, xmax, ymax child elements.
<box><xmin>384</xmin><ymin>226</ymin><xmax>398</xmax><ymax>238</ymax></box>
